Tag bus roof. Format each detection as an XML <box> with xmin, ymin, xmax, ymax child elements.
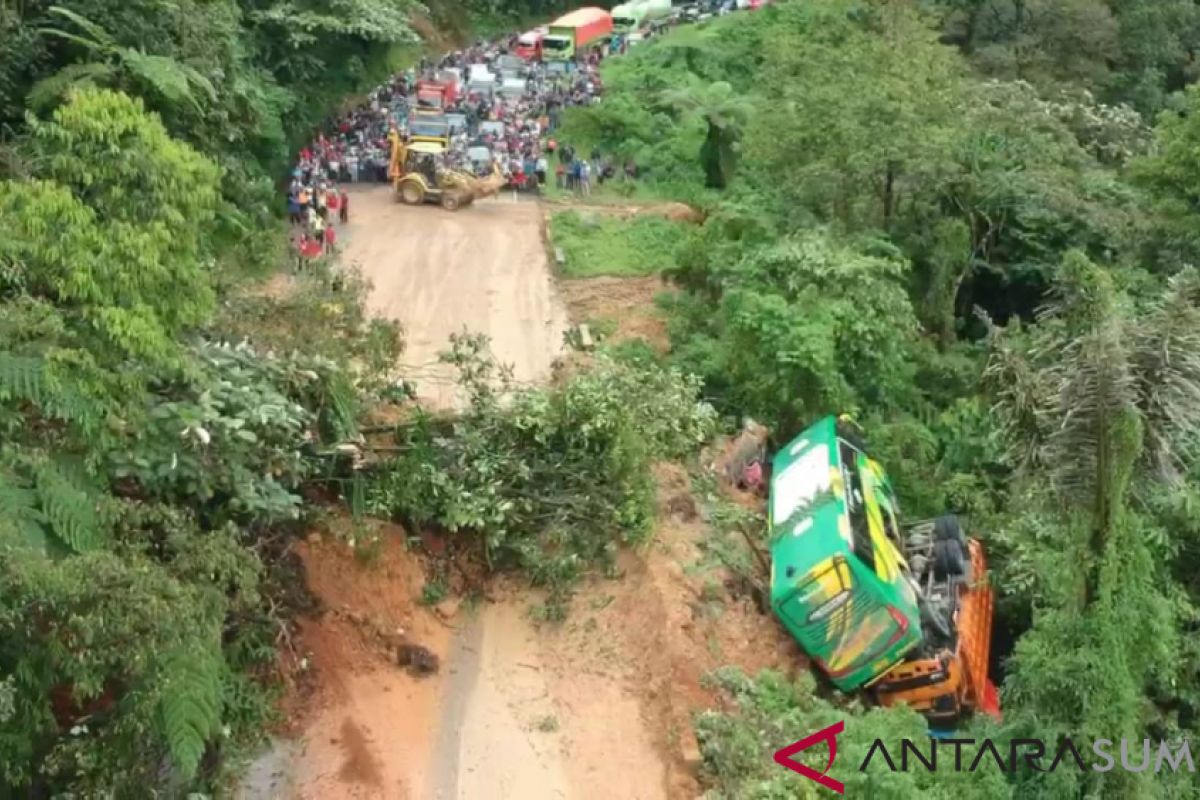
<box><xmin>549</xmin><ymin>6</ymin><xmax>610</xmax><ymax>28</ymax></box>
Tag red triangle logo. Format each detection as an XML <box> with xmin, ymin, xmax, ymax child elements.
<box><xmin>773</xmin><ymin>720</ymin><xmax>846</xmax><ymax>794</ymax></box>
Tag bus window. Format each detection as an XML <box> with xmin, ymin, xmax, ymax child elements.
<box><xmin>837</xmin><ymin>439</ymin><xmax>874</xmax><ymax>572</ymax></box>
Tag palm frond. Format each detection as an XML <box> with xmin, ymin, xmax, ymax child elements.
<box><xmin>1039</xmin><ymin>321</ymin><xmax>1136</xmax><ymax>510</ymax></box>
<box><xmin>1131</xmin><ymin>266</ymin><xmax>1200</xmax><ymax>484</ymax></box>
<box><xmin>119</xmin><ymin>50</ymin><xmax>199</xmax><ymax>108</ymax></box>
<box><xmin>42</xmin><ymin>6</ymin><xmax>116</xmax><ymax>50</ymax></box>
<box><xmin>979</xmin><ymin>309</ymin><xmax>1047</xmax><ymax>474</ymax></box>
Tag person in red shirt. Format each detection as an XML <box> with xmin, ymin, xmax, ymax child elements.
<box><xmin>339</xmin><ymin>189</ymin><xmax>350</xmax><ymax>223</ymax></box>
<box><xmin>296</xmin><ymin>233</ymin><xmax>310</xmax><ymax>272</ymax></box>
<box><xmin>324</xmin><ymin>224</ymin><xmax>337</xmax><ymax>254</ymax></box>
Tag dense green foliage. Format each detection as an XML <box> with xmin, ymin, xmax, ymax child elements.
<box><xmin>7</xmin><ymin>0</ymin><xmax>1200</xmax><ymax>794</ymax></box>
<box><xmin>2</xmin><ymin>0</ymin><xmax>423</xmax><ymax>253</ymax></box>
<box><xmin>0</xmin><ymin>2</ymin><xmax>421</xmax><ymax>792</ymax></box>
<box><xmin>697</xmin><ymin>668</ymin><xmax>1013</xmax><ymax>799</ymax></box>
<box><xmin>0</xmin><ymin>87</ymin><xmax>398</xmax><ymax>793</ymax></box>
<box><xmin>367</xmin><ymin>334</ymin><xmax>716</xmax><ymax>613</ymax></box>
<box><xmin>564</xmin><ymin>1</ymin><xmax>1200</xmax><ymax>796</ymax></box>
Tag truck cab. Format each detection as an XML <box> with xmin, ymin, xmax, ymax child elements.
<box><xmin>514</xmin><ymin>28</ymin><xmax>547</xmax><ymax>61</ymax></box>
<box><xmin>612</xmin><ymin>2</ymin><xmax>645</xmax><ymax>34</ymax></box>
<box><xmin>415</xmin><ymin>80</ymin><xmax>449</xmax><ymax>114</ymax></box>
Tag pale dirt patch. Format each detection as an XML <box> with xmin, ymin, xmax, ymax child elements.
<box><xmin>557</xmin><ymin>275</ymin><xmax>670</xmax><ymax>352</ymax></box>
<box><xmin>339</xmin><ymin>187</ymin><xmax>570</xmax><ymax>409</ymax></box>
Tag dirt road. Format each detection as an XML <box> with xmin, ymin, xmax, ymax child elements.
<box><xmin>237</xmin><ymin>193</ymin><xmax>796</xmax><ymax>800</ymax></box>
<box><xmin>340</xmin><ymin>187</ymin><xmax>570</xmax><ymax>408</ymax></box>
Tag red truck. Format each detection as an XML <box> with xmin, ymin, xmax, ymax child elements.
<box><xmin>414</xmin><ymin>77</ymin><xmax>458</xmax><ymax>114</ymax></box>
<box><xmin>514</xmin><ymin>26</ymin><xmax>547</xmax><ymax>61</ymax></box>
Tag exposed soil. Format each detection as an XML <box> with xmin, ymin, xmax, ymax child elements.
<box><xmin>557</xmin><ymin>275</ymin><xmax>671</xmax><ymax>352</ymax></box>
<box><xmin>240</xmin><ymin>526</ymin><xmax>453</xmax><ymax>800</ymax></box>
<box><xmin>340</xmin><ymin>187</ymin><xmax>570</xmax><ymax>409</ymax></box>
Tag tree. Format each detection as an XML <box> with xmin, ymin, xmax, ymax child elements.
<box><xmin>661</xmin><ymin>80</ymin><xmax>752</xmax><ymax>189</ymax></box>
<box><xmin>670</xmin><ymin>230</ymin><xmax>920</xmax><ymax>436</ymax></box>
<box><xmin>748</xmin><ymin>0</ymin><xmax>967</xmax><ymax>230</ymax></box>
<box><xmin>28</xmin><ymin>7</ymin><xmax>216</xmax><ymax>113</ymax></box>
<box><xmin>984</xmin><ymin>254</ymin><xmax>1200</xmax><ymax>797</ymax></box>
<box><xmin>2</xmin><ymin>88</ymin><xmax>220</xmax><ymax>368</ymax></box>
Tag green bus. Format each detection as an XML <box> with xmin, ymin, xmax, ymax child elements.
<box><xmin>768</xmin><ymin>415</ymin><xmax>924</xmax><ymax>691</ymax></box>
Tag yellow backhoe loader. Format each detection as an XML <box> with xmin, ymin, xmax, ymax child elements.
<box><xmin>388</xmin><ymin>135</ymin><xmax>505</xmax><ymax>211</ymax></box>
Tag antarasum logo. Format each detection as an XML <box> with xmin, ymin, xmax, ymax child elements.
<box><xmin>774</xmin><ymin>720</ymin><xmax>1196</xmax><ymax>794</ymax></box>
<box><xmin>773</xmin><ymin>720</ymin><xmax>846</xmax><ymax>794</ymax></box>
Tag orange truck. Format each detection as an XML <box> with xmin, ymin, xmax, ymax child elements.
<box><xmin>415</xmin><ymin>77</ymin><xmax>458</xmax><ymax>113</ymax></box>
<box><xmin>872</xmin><ymin>523</ymin><xmax>1000</xmax><ymax>726</ymax></box>
<box><xmin>542</xmin><ymin>7</ymin><xmax>614</xmax><ymax>61</ymax></box>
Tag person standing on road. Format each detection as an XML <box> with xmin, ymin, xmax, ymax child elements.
<box><xmin>579</xmin><ymin>159</ymin><xmax>592</xmax><ymax>197</ymax></box>
<box><xmin>339</xmin><ymin>189</ymin><xmax>350</xmax><ymax>224</ymax></box>
<box><xmin>312</xmin><ymin>211</ymin><xmax>326</xmax><ymax>247</ymax></box>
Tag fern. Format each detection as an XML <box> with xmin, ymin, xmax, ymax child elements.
<box><xmin>26</xmin><ymin>61</ymin><xmax>117</xmax><ymax>110</ymax></box>
<box><xmin>119</xmin><ymin>50</ymin><xmax>211</xmax><ymax>110</ymax></box>
<box><xmin>37</xmin><ymin>6</ymin><xmax>215</xmax><ymax>113</ymax></box>
<box><xmin>0</xmin><ymin>470</ymin><xmax>50</xmax><ymax>552</ymax></box>
<box><xmin>0</xmin><ymin>351</ymin><xmax>100</xmax><ymax>428</ymax></box>
<box><xmin>33</xmin><ymin>458</ymin><xmax>102</xmax><ymax>553</ymax></box>
<box><xmin>159</xmin><ymin>647</ymin><xmax>222</xmax><ymax>781</ymax></box>
<box><xmin>0</xmin><ymin>353</ymin><xmax>46</xmax><ymax>405</ymax></box>
<box><xmin>42</xmin><ymin>6</ymin><xmax>117</xmax><ymax>51</ymax></box>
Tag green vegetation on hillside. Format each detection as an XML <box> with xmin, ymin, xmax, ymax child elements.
<box><xmin>0</xmin><ymin>1</ymin><xmax>424</xmax><ymax>792</ymax></box>
<box><xmin>561</xmin><ymin>2</ymin><xmax>1200</xmax><ymax>797</ymax></box>
<box><xmin>5</xmin><ymin>0</ymin><xmax>1200</xmax><ymax>796</ymax></box>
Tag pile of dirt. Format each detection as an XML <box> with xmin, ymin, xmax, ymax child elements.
<box><xmin>557</xmin><ymin>275</ymin><xmax>670</xmax><ymax>352</ymax></box>
<box><xmin>268</xmin><ymin>525</ymin><xmax>453</xmax><ymax>800</ymax></box>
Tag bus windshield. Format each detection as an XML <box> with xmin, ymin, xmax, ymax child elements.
<box><xmin>771</xmin><ymin>442</ymin><xmax>831</xmax><ymax>527</ymax></box>
<box><xmin>542</xmin><ymin>36</ymin><xmax>570</xmax><ymax>51</ymax></box>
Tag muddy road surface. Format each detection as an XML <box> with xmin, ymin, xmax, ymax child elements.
<box><xmin>235</xmin><ymin>194</ymin><xmax>796</xmax><ymax>800</ymax></box>
<box><xmin>339</xmin><ymin>187</ymin><xmax>569</xmax><ymax>408</ymax></box>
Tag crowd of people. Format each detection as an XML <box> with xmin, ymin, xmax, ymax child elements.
<box><xmin>285</xmin><ymin>21</ymin><xmax>667</xmax><ymax>266</ymax></box>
